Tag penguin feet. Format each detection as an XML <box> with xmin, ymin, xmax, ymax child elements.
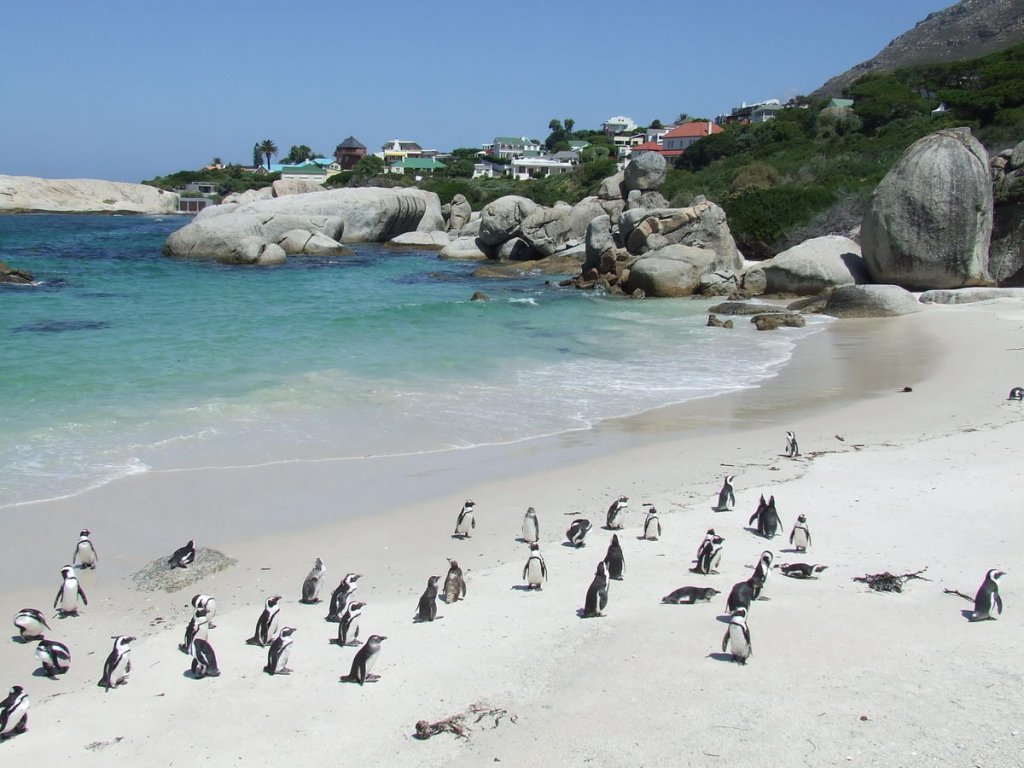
<box><xmin>365</xmin><ymin>674</ymin><xmax>381</xmax><ymax>682</ymax></box>
<box><xmin>278</xmin><ymin>667</ymin><xmax>293</xmax><ymax>675</ymax></box>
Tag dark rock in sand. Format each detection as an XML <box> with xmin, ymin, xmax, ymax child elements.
<box><xmin>131</xmin><ymin>547</ymin><xmax>237</xmax><ymax>592</ymax></box>
<box><xmin>707</xmin><ymin>301</ymin><xmax>789</xmax><ymax>316</ymax></box>
<box><xmin>0</xmin><ymin>261</ymin><xmax>34</xmax><ymax>284</ymax></box>
<box><xmin>752</xmin><ymin>312</ymin><xmax>807</xmax><ymax>331</ymax></box>
<box><xmin>470</xmin><ymin>291</ymin><xmax>490</xmax><ymax>301</ymax></box>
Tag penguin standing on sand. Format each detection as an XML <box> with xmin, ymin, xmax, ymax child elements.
<box><xmin>605</xmin><ymin>496</ymin><xmax>629</xmax><ymax>530</ymax></box>
<box><xmin>443</xmin><ymin>559</ymin><xmax>467</xmax><ymax>603</ymax></box>
<box><xmin>340</xmin><ymin>635</ymin><xmax>386</xmax><ymax>685</ymax></box>
<box><xmin>789</xmin><ymin>514</ymin><xmax>811</xmax><ymax>552</ymax></box>
<box><xmin>179</xmin><ymin>606</ymin><xmax>210</xmax><ymax>654</ymax></box>
<box><xmin>727</xmin><ymin>577</ymin><xmax>763</xmax><ymax>613</ymax></box>
<box><xmin>189</xmin><ymin>636</ymin><xmax>220</xmax><ymax>678</ymax></box>
<box><xmin>522</xmin><ymin>507</ymin><xmax>539</xmax><ymax>544</ymax></box>
<box><xmin>749</xmin><ymin>497</ymin><xmax>768</xmax><ymax>537</ymax></box>
<box><xmin>192</xmin><ymin>594</ymin><xmax>217</xmax><ymax>627</ymax></box>
<box><xmin>566</xmin><ymin>519</ymin><xmax>592</xmax><ymax>548</ymax></box>
<box><xmin>169</xmin><ymin>540</ymin><xmax>196</xmax><ymax>569</ymax></box>
<box><xmin>751</xmin><ymin>496</ymin><xmax>781</xmax><ymax>538</ymax></box>
<box><xmin>73</xmin><ymin>529</ymin><xmax>98</xmax><ymax>569</ymax></box>
<box><xmin>753</xmin><ymin>550</ymin><xmax>774</xmax><ymax>589</ymax></box>
<box><xmin>326</xmin><ymin>573</ymin><xmax>362</xmax><ymax>622</ymax></box>
<box><xmin>721</xmin><ymin>607</ymin><xmax>752</xmax><ymax>665</ymax></box>
<box><xmin>581</xmin><ymin>561</ymin><xmax>609</xmax><ymax>618</ymax></box>
<box><xmin>247</xmin><ymin>595</ymin><xmax>282</xmax><ymax>647</ymax></box>
<box><xmin>454</xmin><ymin>500</ymin><xmax>476</xmax><ymax>539</ymax></box>
<box><xmin>695</xmin><ymin>534</ymin><xmax>725</xmax><ymax>575</ymax></box>
<box><xmin>716</xmin><ymin>476</ymin><xmax>736</xmax><ymax>511</ymax></box>
<box><xmin>98</xmin><ymin>635</ymin><xmax>135</xmax><ymax>690</ymax></box>
<box><xmin>0</xmin><ymin>686</ymin><xmax>29</xmax><ymax>741</ymax></box>
<box><xmin>785</xmin><ymin>431</ymin><xmax>800</xmax><ymax>458</ymax></box>
<box><xmin>264</xmin><ymin>627</ymin><xmax>297</xmax><ymax>675</ymax></box>
<box><xmin>300</xmin><ymin>557</ymin><xmax>327</xmax><ymax>604</ymax></box>
<box><xmin>54</xmin><ymin>566</ymin><xmax>88</xmax><ymax>617</ymax></box>
<box><xmin>972</xmin><ymin>569</ymin><xmax>1006</xmax><ymax>621</ymax></box>
<box><xmin>336</xmin><ymin>600</ymin><xmax>366</xmax><ymax>646</ymax></box>
<box><xmin>14</xmin><ymin>608</ymin><xmax>50</xmax><ymax>641</ymax></box>
<box><xmin>36</xmin><ymin>638</ymin><xmax>72</xmax><ymax>677</ymax></box>
<box><xmin>604</xmin><ymin>534</ymin><xmax>625</xmax><ymax>580</ymax></box>
<box><xmin>415</xmin><ymin>576</ymin><xmax>441</xmax><ymax>622</ymax></box>
<box><xmin>661</xmin><ymin>586</ymin><xmax>720</xmax><ymax>604</ymax></box>
<box><xmin>641</xmin><ymin>504</ymin><xmax>661</xmax><ymax>540</ymax></box>
<box><xmin>523</xmin><ymin>542</ymin><xmax>548</xmax><ymax>590</ymax></box>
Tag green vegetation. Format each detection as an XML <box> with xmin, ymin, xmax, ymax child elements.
<box><xmin>142</xmin><ymin>166</ymin><xmax>280</xmax><ymax>198</ymax></box>
<box><xmin>258</xmin><ymin>139</ymin><xmax>279</xmax><ymax>170</ymax></box>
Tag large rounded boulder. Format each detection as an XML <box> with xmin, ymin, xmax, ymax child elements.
<box><xmin>623</xmin><ymin>152</ymin><xmax>666</xmax><ymax>192</ymax></box>
<box><xmin>478</xmin><ymin>196</ymin><xmax>538</xmax><ymax>247</ymax></box>
<box><xmin>624</xmin><ymin>244</ymin><xmax>718</xmax><ymax>297</ymax></box>
<box><xmin>759</xmin><ymin>235</ymin><xmax>868</xmax><ymax>295</ymax></box>
<box><xmin>861</xmin><ymin>127</ymin><xmax>993</xmax><ymax>289</ymax></box>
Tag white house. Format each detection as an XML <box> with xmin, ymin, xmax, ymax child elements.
<box><xmin>601</xmin><ymin>115</ymin><xmax>637</xmax><ymax>135</ymax></box>
<box><xmin>511</xmin><ymin>157</ymin><xmax>574</xmax><ymax>180</ymax></box>
<box><xmin>491</xmin><ymin>136</ymin><xmax>544</xmax><ymax>160</ymax></box>
<box><xmin>473</xmin><ymin>159</ymin><xmax>506</xmax><ymax>179</ymax></box>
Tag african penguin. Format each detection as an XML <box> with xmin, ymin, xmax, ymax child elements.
<box><xmin>191</xmin><ymin>594</ymin><xmax>217</xmax><ymax>627</ymax></box>
<box><xmin>98</xmin><ymin>635</ymin><xmax>135</xmax><ymax>690</ymax></box>
<box><xmin>522</xmin><ymin>507</ymin><xmax>539</xmax><ymax>544</ymax></box>
<box><xmin>454</xmin><ymin>500</ymin><xmax>476</xmax><ymax>538</ymax></box>
<box><xmin>1008</xmin><ymin>386</ymin><xmax>1023</xmax><ymax>401</ymax></box>
<box><xmin>778</xmin><ymin>563</ymin><xmax>828</xmax><ymax>579</ymax></box>
<box><xmin>73</xmin><ymin>529</ymin><xmax>98</xmax><ymax>569</ymax></box>
<box><xmin>415</xmin><ymin>576</ymin><xmax>440</xmax><ymax>622</ymax></box>
<box><xmin>53</xmin><ymin>566</ymin><xmax>88</xmax><ymax>617</ymax></box>
<box><xmin>721</xmin><ymin>607</ymin><xmax>752</xmax><ymax>665</ymax></box>
<box><xmin>789</xmin><ymin>515</ymin><xmax>811</xmax><ymax>552</ymax></box>
<box><xmin>641</xmin><ymin>504</ymin><xmax>661</xmax><ymax>540</ymax></box>
<box><xmin>605</xmin><ymin>496</ymin><xmax>629</xmax><ymax>530</ymax></box>
<box><xmin>246</xmin><ymin>595</ymin><xmax>282</xmax><ymax>647</ymax></box>
<box><xmin>604</xmin><ymin>534</ymin><xmax>625</xmax><ymax>580</ymax></box>
<box><xmin>443</xmin><ymin>559</ymin><xmax>467</xmax><ymax>603</ymax></box>
<box><xmin>661</xmin><ymin>586</ymin><xmax>720</xmax><ymax>605</ymax></box>
<box><xmin>715</xmin><ymin>475</ymin><xmax>736</xmax><ymax>511</ymax></box>
<box><xmin>753</xmin><ymin>550</ymin><xmax>774</xmax><ymax>589</ymax></box>
<box><xmin>190</xmin><ymin>637</ymin><xmax>221</xmax><ymax>678</ymax></box>
<box><xmin>168</xmin><ymin>539</ymin><xmax>196</xmax><ymax>569</ymax></box>
<box><xmin>35</xmin><ymin>638</ymin><xmax>72</xmax><ymax>678</ymax></box>
<box><xmin>695</xmin><ymin>534</ymin><xmax>725</xmax><ymax>575</ymax></box>
<box><xmin>264</xmin><ymin>627</ymin><xmax>297</xmax><ymax>675</ymax></box>
<box><xmin>0</xmin><ymin>686</ymin><xmax>29</xmax><ymax>741</ymax></box>
<box><xmin>726</xmin><ymin>577</ymin><xmax>763</xmax><ymax>613</ymax></box>
<box><xmin>581</xmin><ymin>561</ymin><xmax>609</xmax><ymax>618</ymax></box>
<box><xmin>340</xmin><ymin>634</ymin><xmax>386</xmax><ymax>685</ymax></box>
<box><xmin>326</xmin><ymin>573</ymin><xmax>362</xmax><ymax>622</ymax></box>
<box><xmin>523</xmin><ymin>542</ymin><xmax>548</xmax><ymax>590</ymax></box>
<box><xmin>972</xmin><ymin>569</ymin><xmax>1006</xmax><ymax>621</ymax></box>
<box><xmin>179</xmin><ymin>607</ymin><xmax>210</xmax><ymax>654</ymax></box>
<box><xmin>785</xmin><ymin>430</ymin><xmax>800</xmax><ymax>458</ymax></box>
<box><xmin>14</xmin><ymin>608</ymin><xmax>50</xmax><ymax>641</ymax></box>
<box><xmin>750</xmin><ymin>495</ymin><xmax>781</xmax><ymax>538</ymax></box>
<box><xmin>336</xmin><ymin>600</ymin><xmax>366</xmax><ymax>647</ymax></box>
<box><xmin>300</xmin><ymin>557</ymin><xmax>327</xmax><ymax>604</ymax></box>
<box><xmin>749</xmin><ymin>496</ymin><xmax>768</xmax><ymax>537</ymax></box>
<box><xmin>566</xmin><ymin>518</ymin><xmax>592</xmax><ymax>548</ymax></box>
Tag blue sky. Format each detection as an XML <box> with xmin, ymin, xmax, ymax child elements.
<box><xmin>2</xmin><ymin>0</ymin><xmax>949</xmax><ymax>182</ymax></box>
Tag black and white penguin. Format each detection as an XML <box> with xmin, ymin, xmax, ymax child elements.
<box><xmin>264</xmin><ymin>627</ymin><xmax>296</xmax><ymax>675</ymax></box>
<box><xmin>785</xmin><ymin>431</ymin><xmax>800</xmax><ymax>458</ymax></box>
<box><xmin>726</xmin><ymin>577</ymin><xmax>763</xmax><ymax>613</ymax></box>
<box><xmin>972</xmin><ymin>569</ymin><xmax>1006</xmax><ymax>621</ymax></box>
<box><xmin>191</xmin><ymin>594</ymin><xmax>217</xmax><ymax>627</ymax></box>
<box><xmin>566</xmin><ymin>518</ymin><xmax>592</xmax><ymax>548</ymax></box>
<box><xmin>98</xmin><ymin>635</ymin><xmax>135</xmax><ymax>690</ymax></box>
<box><xmin>721</xmin><ymin>607</ymin><xmax>752</xmax><ymax>665</ymax></box>
<box><xmin>179</xmin><ymin>607</ymin><xmax>210</xmax><ymax>654</ymax></box>
<box><xmin>14</xmin><ymin>608</ymin><xmax>50</xmax><ymax>641</ymax></box>
<box><xmin>604</xmin><ymin>534</ymin><xmax>625</xmax><ymax>580</ymax></box>
<box><xmin>340</xmin><ymin>634</ymin><xmax>386</xmax><ymax>685</ymax></box>
<box><xmin>326</xmin><ymin>573</ymin><xmax>362</xmax><ymax>622</ymax></box>
<box><xmin>605</xmin><ymin>496</ymin><xmax>629</xmax><ymax>530</ymax></box>
<box><xmin>661</xmin><ymin>586</ymin><xmax>720</xmax><ymax>604</ymax></box>
<box><xmin>300</xmin><ymin>557</ymin><xmax>327</xmax><ymax>604</ymax></box>
<box><xmin>715</xmin><ymin>475</ymin><xmax>736</xmax><ymax>511</ymax></box>
<box><xmin>0</xmin><ymin>686</ymin><xmax>29</xmax><ymax>741</ymax></box>
<box><xmin>641</xmin><ymin>504</ymin><xmax>661</xmax><ymax>541</ymax></box>
<box><xmin>35</xmin><ymin>638</ymin><xmax>72</xmax><ymax>677</ymax></box>
<box><xmin>748</xmin><ymin>496</ymin><xmax>767</xmax><ymax>536</ymax></box>
<box><xmin>581</xmin><ymin>561</ymin><xmax>609</xmax><ymax>618</ymax></box>
<box><xmin>415</xmin><ymin>576</ymin><xmax>440</xmax><ymax>622</ymax></box>
<box><xmin>190</xmin><ymin>637</ymin><xmax>221</xmax><ymax>678</ymax></box>
<box><xmin>336</xmin><ymin>600</ymin><xmax>366</xmax><ymax>647</ymax></box>
<box><xmin>453</xmin><ymin>500</ymin><xmax>476</xmax><ymax>539</ymax></box>
<box><xmin>168</xmin><ymin>539</ymin><xmax>196</xmax><ymax>569</ymax></box>
<box><xmin>789</xmin><ymin>514</ymin><xmax>811</xmax><ymax>552</ymax></box>
<box><xmin>73</xmin><ymin>529</ymin><xmax>98</xmax><ymax>569</ymax></box>
<box><xmin>750</xmin><ymin>496</ymin><xmax>781</xmax><ymax>538</ymax></box>
<box><xmin>695</xmin><ymin>534</ymin><xmax>725</xmax><ymax>575</ymax></box>
<box><xmin>1008</xmin><ymin>386</ymin><xmax>1023</xmax><ymax>401</ymax></box>
<box><xmin>53</xmin><ymin>566</ymin><xmax>88</xmax><ymax>617</ymax></box>
<box><xmin>523</xmin><ymin>542</ymin><xmax>548</xmax><ymax>590</ymax></box>
<box><xmin>522</xmin><ymin>507</ymin><xmax>539</xmax><ymax>544</ymax></box>
<box><xmin>753</xmin><ymin>550</ymin><xmax>774</xmax><ymax>588</ymax></box>
<box><xmin>778</xmin><ymin>562</ymin><xmax>828</xmax><ymax>579</ymax></box>
<box><xmin>246</xmin><ymin>595</ymin><xmax>282</xmax><ymax>647</ymax></box>
<box><xmin>443</xmin><ymin>559</ymin><xmax>467</xmax><ymax>603</ymax></box>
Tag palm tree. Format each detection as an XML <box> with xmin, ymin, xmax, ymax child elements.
<box><xmin>259</xmin><ymin>139</ymin><xmax>279</xmax><ymax>171</ymax></box>
<box><xmin>564</xmin><ymin>118</ymin><xmax>575</xmax><ymax>134</ymax></box>
<box><xmin>252</xmin><ymin>143</ymin><xmax>262</xmax><ymax>168</ymax></box>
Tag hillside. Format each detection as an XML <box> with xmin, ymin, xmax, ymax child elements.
<box><xmin>812</xmin><ymin>0</ymin><xmax>1024</xmax><ymax>98</ymax></box>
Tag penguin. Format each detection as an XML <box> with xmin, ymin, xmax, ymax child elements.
<box><xmin>523</xmin><ymin>542</ymin><xmax>548</xmax><ymax>590</ymax></box>
<box><xmin>581</xmin><ymin>561</ymin><xmax>609</xmax><ymax>618</ymax></box>
<box><xmin>326</xmin><ymin>573</ymin><xmax>362</xmax><ymax>622</ymax></box>
<box><xmin>453</xmin><ymin>500</ymin><xmax>476</xmax><ymax>539</ymax></box>
<box><xmin>98</xmin><ymin>635</ymin><xmax>135</xmax><ymax>690</ymax></box>
<box><xmin>726</xmin><ymin>577</ymin><xmax>763</xmax><ymax>613</ymax></box>
<box><xmin>179</xmin><ymin>607</ymin><xmax>210</xmax><ymax>654</ymax></box>
<box><xmin>443</xmin><ymin>559</ymin><xmax>467</xmax><ymax>604</ymax></box>
<box><xmin>661</xmin><ymin>586</ymin><xmax>720</xmax><ymax>604</ymax></box>
<box><xmin>778</xmin><ymin>563</ymin><xmax>828</xmax><ymax>579</ymax></box>
<box><xmin>721</xmin><ymin>607</ymin><xmax>752</xmax><ymax>665</ymax></box>
<box><xmin>605</xmin><ymin>496</ymin><xmax>629</xmax><ymax>530</ymax></box>
<box><xmin>53</xmin><ymin>566</ymin><xmax>88</xmax><ymax>617</ymax></box>
<box><xmin>340</xmin><ymin>634</ymin><xmax>386</xmax><ymax>685</ymax></box>
<box><xmin>715</xmin><ymin>475</ymin><xmax>736</xmax><ymax>511</ymax></box>
<box><xmin>246</xmin><ymin>595</ymin><xmax>282</xmax><ymax>647</ymax></box>
<box><xmin>521</xmin><ymin>507</ymin><xmax>539</xmax><ymax>544</ymax></box>
<box><xmin>415</xmin><ymin>576</ymin><xmax>440</xmax><ymax>622</ymax></box>
<box><xmin>168</xmin><ymin>539</ymin><xmax>196</xmax><ymax>569</ymax></box>
<box><xmin>191</xmin><ymin>594</ymin><xmax>217</xmax><ymax>628</ymax></box>
<box><xmin>264</xmin><ymin>627</ymin><xmax>297</xmax><ymax>675</ymax></box>
<box><xmin>748</xmin><ymin>496</ymin><xmax>768</xmax><ymax>537</ymax></box>
<box><xmin>789</xmin><ymin>514</ymin><xmax>811</xmax><ymax>552</ymax></box>
<box><xmin>1008</xmin><ymin>386</ymin><xmax>1023</xmax><ymax>400</ymax></box>
<box><xmin>785</xmin><ymin>430</ymin><xmax>800</xmax><ymax>458</ymax></box>
<box><xmin>14</xmin><ymin>608</ymin><xmax>50</xmax><ymax>641</ymax></box>
<box><xmin>753</xmin><ymin>550</ymin><xmax>774</xmax><ymax>589</ymax></box>
<box><xmin>566</xmin><ymin>518</ymin><xmax>592</xmax><ymax>548</ymax></box>
<box><xmin>300</xmin><ymin>557</ymin><xmax>327</xmax><ymax>604</ymax></box>
<box><xmin>0</xmin><ymin>686</ymin><xmax>29</xmax><ymax>741</ymax></box>
<box><xmin>35</xmin><ymin>638</ymin><xmax>72</xmax><ymax>677</ymax></box>
<box><xmin>752</xmin><ymin>496</ymin><xmax>782</xmax><ymax>539</ymax></box>
<box><xmin>972</xmin><ymin>569</ymin><xmax>1006</xmax><ymax>621</ymax></box>
<box><xmin>696</xmin><ymin>529</ymin><xmax>716</xmax><ymax>560</ymax></box>
<box><xmin>641</xmin><ymin>504</ymin><xmax>661</xmax><ymax>541</ymax></box>
<box><xmin>189</xmin><ymin>637</ymin><xmax>221</xmax><ymax>678</ymax></box>
<box><xmin>604</xmin><ymin>534</ymin><xmax>625</xmax><ymax>580</ymax></box>
<box><xmin>336</xmin><ymin>600</ymin><xmax>366</xmax><ymax>647</ymax></box>
<box><xmin>695</xmin><ymin>534</ymin><xmax>725</xmax><ymax>575</ymax></box>
<box><xmin>73</xmin><ymin>529</ymin><xmax>98</xmax><ymax>569</ymax></box>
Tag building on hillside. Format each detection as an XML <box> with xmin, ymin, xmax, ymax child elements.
<box><xmin>613</xmin><ymin>133</ymin><xmax>646</xmax><ymax>159</ymax></box>
<box><xmin>334</xmin><ymin>136</ymin><xmax>367</xmax><ymax>170</ymax></box>
<box><xmin>179</xmin><ymin>181</ymin><xmax>216</xmax><ymax>195</ymax></box>
<box><xmin>629</xmin><ymin>141</ymin><xmax>664</xmax><ymax>157</ymax></box>
<box><xmin>388</xmin><ymin>157</ymin><xmax>446</xmax><ymax>177</ymax></box>
<box><xmin>551</xmin><ymin>150</ymin><xmax>580</xmax><ymax>164</ymax></box>
<box><xmin>178</xmin><ymin>198</ymin><xmax>213</xmax><ymax>214</ymax></box>
<box><xmin>473</xmin><ymin>159</ymin><xmax>506</xmax><ymax>179</ymax></box>
<box><xmin>828</xmin><ymin>98</ymin><xmax>854</xmax><ymax>110</ymax></box>
<box><xmin>491</xmin><ymin>136</ymin><xmax>544</xmax><ymax>160</ymax></box>
<box><xmin>601</xmin><ymin>115</ymin><xmax>637</xmax><ymax>135</ymax></box>
<box><xmin>715</xmin><ymin>98</ymin><xmax>783</xmax><ymax>126</ymax></box>
<box><xmin>645</xmin><ymin>126</ymin><xmax>669</xmax><ymax>145</ymax></box>
<box><xmin>660</xmin><ymin>121</ymin><xmax>723</xmax><ymax>157</ymax></box>
<box><xmin>511</xmin><ymin>157</ymin><xmax>574</xmax><ymax>180</ymax></box>
<box><xmin>381</xmin><ymin>139</ymin><xmax>424</xmax><ymax>166</ymax></box>
<box><xmin>279</xmin><ymin>163</ymin><xmax>328</xmax><ymax>184</ymax></box>
<box><xmin>568</xmin><ymin>139</ymin><xmax>591</xmax><ymax>153</ymax></box>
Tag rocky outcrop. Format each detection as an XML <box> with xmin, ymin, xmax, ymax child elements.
<box><xmin>861</xmin><ymin>128</ymin><xmax>994</xmax><ymax>289</ymax></box>
<box><xmin>272</xmin><ymin>179</ymin><xmax>324</xmax><ymax>197</ymax></box>
<box><xmin>277</xmin><ymin>229</ymin><xmax>352</xmax><ymax>256</ymax></box>
<box><xmin>439</xmin><ymin>237</ymin><xmax>491</xmax><ymax>260</ymax></box>
<box><xmin>520</xmin><ymin>197</ymin><xmax>604</xmax><ymax>257</ymax></box>
<box><xmin>623</xmin><ymin>245</ymin><xmax>719</xmax><ymax>297</ymax></box>
<box><xmin>0</xmin><ymin>174</ymin><xmax>179</xmax><ymax>214</ymax></box>
<box><xmin>752</xmin><ymin>312</ymin><xmax>807</xmax><ymax>330</ymax></box>
<box><xmin>0</xmin><ymin>261</ymin><xmax>34</xmax><ymax>284</ymax></box>
<box><xmin>222</xmin><ymin>187</ymin><xmax>274</xmax><ymax>205</ymax></box>
<box><xmin>755</xmin><ymin>235</ymin><xmax>868</xmax><ymax>295</ymax></box>
<box><xmin>823</xmin><ymin>284</ymin><xmax>923</xmax><ymax>318</ymax></box>
<box><xmin>919</xmin><ymin>287</ymin><xmax>1024</xmax><ymax>304</ymax></box>
<box><xmin>619</xmin><ymin>199</ymin><xmax>742</xmax><ymax>269</ymax></box>
<box><xmin>598</xmin><ymin>171</ymin><xmax>626</xmax><ymax>201</ymax></box>
<box><xmin>163</xmin><ymin>187</ymin><xmax>443</xmax><ymax>264</ymax></box>
<box><xmin>708</xmin><ymin>300</ymin><xmax>790</xmax><ymax>316</ymax></box>
<box><xmin>388</xmin><ymin>231</ymin><xmax>451</xmax><ymax>249</ymax></box>
<box><xmin>990</xmin><ymin>140</ymin><xmax>1024</xmax><ymax>286</ymax></box>
<box><xmin>447</xmin><ymin>194</ymin><xmax>472</xmax><ymax>233</ymax></box>
<box><xmin>623</xmin><ymin>152</ymin><xmax>666</xmax><ymax>191</ymax></box>
<box><xmin>479</xmin><ymin>196</ymin><xmax>538</xmax><ymax>247</ymax></box>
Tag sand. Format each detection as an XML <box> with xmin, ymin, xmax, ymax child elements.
<box><xmin>2</xmin><ymin>299</ymin><xmax>1023</xmax><ymax>767</ymax></box>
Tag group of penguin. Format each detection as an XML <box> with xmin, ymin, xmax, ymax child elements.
<box><xmin>2</xmin><ymin>430</ymin><xmax>1010</xmax><ymax>742</ymax></box>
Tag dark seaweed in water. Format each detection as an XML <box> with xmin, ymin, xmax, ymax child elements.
<box><xmin>14</xmin><ymin>319</ymin><xmax>109</xmax><ymax>333</ymax></box>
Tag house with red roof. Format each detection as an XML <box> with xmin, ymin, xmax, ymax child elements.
<box><xmin>659</xmin><ymin>121</ymin><xmax>723</xmax><ymax>158</ymax></box>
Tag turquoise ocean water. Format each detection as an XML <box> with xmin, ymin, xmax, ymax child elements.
<box><xmin>0</xmin><ymin>214</ymin><xmax>821</xmax><ymax>509</ymax></box>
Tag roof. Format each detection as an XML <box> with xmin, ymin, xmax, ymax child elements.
<box><xmin>280</xmin><ymin>163</ymin><xmax>326</xmax><ymax>175</ymax></box>
<box><xmin>337</xmin><ymin>136</ymin><xmax>366</xmax><ymax>150</ymax></box>
<box><xmin>631</xmin><ymin>141</ymin><xmax>664</xmax><ymax>152</ymax></box>
<box><xmin>662</xmin><ymin>121</ymin><xmax>724</xmax><ymax>139</ymax></box>
<box><xmin>392</xmin><ymin>157</ymin><xmax>446</xmax><ymax>170</ymax></box>
<box><xmin>494</xmin><ymin>136</ymin><xmax>541</xmax><ymax>147</ymax></box>
<box><xmin>568</xmin><ymin>140</ymin><xmax>590</xmax><ymax>149</ymax></box>
<box><xmin>828</xmin><ymin>98</ymin><xmax>854</xmax><ymax>109</ymax></box>
<box><xmin>603</xmin><ymin>115</ymin><xmax>635</xmax><ymax>125</ymax></box>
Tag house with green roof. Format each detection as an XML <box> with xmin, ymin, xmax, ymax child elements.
<box><xmin>279</xmin><ymin>162</ymin><xmax>328</xmax><ymax>184</ymax></box>
<box><xmin>388</xmin><ymin>157</ymin><xmax>447</xmax><ymax>177</ymax></box>
<box><xmin>491</xmin><ymin>136</ymin><xmax>544</xmax><ymax>160</ymax></box>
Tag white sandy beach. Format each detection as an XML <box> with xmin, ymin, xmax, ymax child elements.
<box><xmin>2</xmin><ymin>299</ymin><xmax>1023</xmax><ymax>767</ymax></box>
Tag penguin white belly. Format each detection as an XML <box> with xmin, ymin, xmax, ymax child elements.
<box><xmin>363</xmin><ymin>650</ymin><xmax>379</xmax><ymax>677</ymax></box>
<box><xmin>16</xmin><ymin>616</ymin><xmax>45</xmax><ymax>637</ymax></box>
<box><xmin>110</xmin><ymin>655</ymin><xmax>130</xmax><ymax>685</ymax></box>
<box><xmin>456</xmin><ymin>513</ymin><xmax>474</xmax><ymax>535</ymax></box>
<box><xmin>523</xmin><ymin>519</ymin><xmax>538</xmax><ymax>543</ymax></box>
<box><xmin>729</xmin><ymin>626</ymin><xmax>751</xmax><ymax>660</ymax></box>
<box><xmin>59</xmin><ymin>583</ymin><xmax>80</xmax><ymax>613</ymax></box>
<box><xmin>267</xmin><ymin>613</ymin><xmax>280</xmax><ymax>642</ymax></box>
<box><xmin>1</xmin><ymin>699</ymin><xmax>28</xmax><ymax>736</ymax></box>
<box><xmin>274</xmin><ymin>645</ymin><xmax>291</xmax><ymax>672</ymax></box>
<box><xmin>793</xmin><ymin>528</ymin><xmax>809</xmax><ymax>550</ymax></box>
<box><xmin>346</xmin><ymin>615</ymin><xmax>361</xmax><ymax>642</ymax></box>
<box><xmin>77</xmin><ymin>543</ymin><xmax>97</xmax><ymax>566</ymax></box>
<box><xmin>710</xmin><ymin>549</ymin><xmax>723</xmax><ymax>571</ymax></box>
<box><xmin>526</xmin><ymin>559</ymin><xmax>544</xmax><ymax>585</ymax></box>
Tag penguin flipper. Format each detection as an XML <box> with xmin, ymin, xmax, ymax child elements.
<box><xmin>54</xmin><ymin>588</ymin><xmax>61</xmax><ymax>610</ymax></box>
<box><xmin>994</xmin><ymin>592</ymin><xmax>1003</xmax><ymax>616</ymax></box>
<box><xmin>79</xmin><ymin>587</ymin><xmax>88</xmax><ymax>606</ymax></box>
<box><xmin>461</xmin><ymin>581</ymin><xmax>467</xmax><ymax>598</ymax></box>
<box><xmin>721</xmin><ymin>631</ymin><xmax>730</xmax><ymax>653</ymax></box>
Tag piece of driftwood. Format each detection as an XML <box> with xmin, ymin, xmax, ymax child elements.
<box><xmin>414</xmin><ymin>703</ymin><xmax>516</xmax><ymax>741</ymax></box>
<box><xmin>852</xmin><ymin>567</ymin><xmax>930</xmax><ymax>593</ymax></box>
<box><xmin>943</xmin><ymin>588</ymin><xmax>974</xmax><ymax>602</ymax></box>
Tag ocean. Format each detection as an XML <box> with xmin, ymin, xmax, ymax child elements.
<box><xmin>0</xmin><ymin>214</ymin><xmax>823</xmax><ymax>510</ymax></box>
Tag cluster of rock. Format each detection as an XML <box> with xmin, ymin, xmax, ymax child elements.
<box><xmin>1</xmin><ymin>261</ymin><xmax>34</xmax><ymax>285</ymax></box>
<box><xmin>0</xmin><ymin>175</ymin><xmax>179</xmax><ymax>215</ymax></box>
<box><xmin>990</xmin><ymin>140</ymin><xmax>1024</xmax><ymax>286</ymax></box>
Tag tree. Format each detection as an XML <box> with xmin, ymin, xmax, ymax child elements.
<box><xmin>548</xmin><ymin>119</ymin><xmax>563</xmax><ymax>133</ymax></box>
<box><xmin>564</xmin><ymin>118</ymin><xmax>575</xmax><ymax>133</ymax></box>
<box><xmin>211</xmin><ymin>156</ymin><xmax>223</xmax><ymax>167</ymax></box>
<box><xmin>258</xmin><ymin>139</ymin><xmax>279</xmax><ymax>170</ymax></box>
<box><xmin>351</xmin><ymin>154</ymin><xmax>385</xmax><ymax>184</ymax></box>
<box><xmin>282</xmin><ymin>144</ymin><xmax>315</xmax><ymax>164</ymax></box>
<box><xmin>252</xmin><ymin>143</ymin><xmax>262</xmax><ymax>168</ymax></box>
<box><xmin>650</xmin><ymin>119</ymin><xmax>663</xmax><ymax>129</ymax></box>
